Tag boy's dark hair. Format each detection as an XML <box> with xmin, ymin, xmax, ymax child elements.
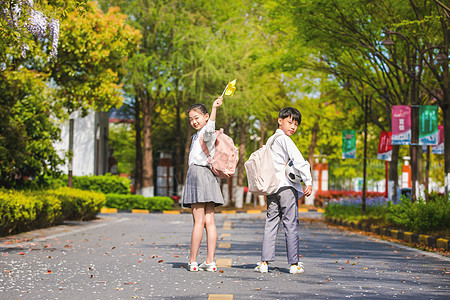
<box><xmin>187</xmin><ymin>103</ymin><xmax>208</xmax><ymax>115</ymax></box>
<box><xmin>279</xmin><ymin>107</ymin><xmax>301</xmax><ymax>125</ymax></box>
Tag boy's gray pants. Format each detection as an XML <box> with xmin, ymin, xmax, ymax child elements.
<box><xmin>261</xmin><ymin>187</ymin><xmax>299</xmax><ymax>265</ymax></box>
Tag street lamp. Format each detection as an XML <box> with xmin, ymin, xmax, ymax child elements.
<box><xmin>382</xmin><ymin>36</ymin><xmax>395</xmax><ymax>48</ymax></box>
<box><xmin>435</xmin><ymin>53</ymin><xmax>448</xmax><ymax>65</ymax></box>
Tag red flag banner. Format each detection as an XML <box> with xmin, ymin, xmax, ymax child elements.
<box><xmin>391</xmin><ymin>105</ymin><xmax>411</xmax><ymax>145</ymax></box>
<box><xmin>377</xmin><ymin>131</ymin><xmax>393</xmax><ymax>161</ymax></box>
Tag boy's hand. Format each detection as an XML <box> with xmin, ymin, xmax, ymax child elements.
<box><xmin>303</xmin><ymin>185</ymin><xmax>312</xmax><ymax>197</ymax></box>
<box><xmin>213</xmin><ymin>97</ymin><xmax>223</xmax><ymax>108</ymax></box>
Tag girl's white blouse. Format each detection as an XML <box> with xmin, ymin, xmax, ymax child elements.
<box><xmin>188</xmin><ymin>120</ymin><xmax>216</xmax><ymax>166</ymax></box>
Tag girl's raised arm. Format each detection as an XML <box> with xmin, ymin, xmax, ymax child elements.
<box><xmin>209</xmin><ymin>97</ymin><xmax>223</xmax><ymax>122</ymax></box>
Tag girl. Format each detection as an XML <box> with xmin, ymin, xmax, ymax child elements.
<box><xmin>183</xmin><ymin>97</ymin><xmax>224</xmax><ymax>272</ymax></box>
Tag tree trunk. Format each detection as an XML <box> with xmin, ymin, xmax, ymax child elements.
<box><xmin>425</xmin><ymin>146</ymin><xmax>430</xmax><ymax>201</ymax></box>
<box><xmin>237</xmin><ymin>122</ymin><xmax>247</xmax><ymax>186</ymax></box>
<box><xmin>417</xmin><ymin>146</ymin><xmax>424</xmax><ymax>199</ymax></box>
<box><xmin>175</xmin><ymin>100</ymin><xmax>183</xmax><ymax>185</ymax></box>
<box><xmin>444</xmin><ymin>99</ymin><xmax>450</xmax><ymax>195</ymax></box>
<box><xmin>308</xmin><ymin>122</ymin><xmax>319</xmax><ymax>168</ymax></box>
<box><xmin>235</xmin><ymin>121</ymin><xmax>247</xmax><ymax>208</ymax></box>
<box><xmin>410</xmin><ymin>68</ymin><xmax>418</xmax><ymax>203</ymax></box>
<box><xmin>389</xmin><ymin>145</ymin><xmax>400</xmax><ymax>203</ymax></box>
<box><xmin>134</xmin><ymin>97</ymin><xmax>142</xmax><ymax>193</ymax></box>
<box><xmin>141</xmin><ymin>97</ymin><xmax>154</xmax><ymax>197</ymax></box>
<box><xmin>442</xmin><ymin>19</ymin><xmax>449</xmax><ymax>195</ymax></box>
<box><xmin>183</xmin><ymin>124</ymin><xmax>192</xmax><ymax>183</ymax></box>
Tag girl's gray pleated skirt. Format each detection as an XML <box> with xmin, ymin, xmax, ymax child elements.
<box><xmin>182</xmin><ymin>164</ymin><xmax>224</xmax><ymax>208</ymax></box>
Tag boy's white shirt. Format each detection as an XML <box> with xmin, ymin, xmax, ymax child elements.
<box><xmin>188</xmin><ymin>120</ymin><xmax>216</xmax><ymax>166</ymax></box>
<box><xmin>270</xmin><ymin>129</ymin><xmax>313</xmax><ymax>195</ymax></box>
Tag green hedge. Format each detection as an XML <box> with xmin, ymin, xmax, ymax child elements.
<box><xmin>47</xmin><ymin>187</ymin><xmax>106</xmax><ymax>221</ymax></box>
<box><xmin>324</xmin><ymin>192</ymin><xmax>449</xmax><ymax>236</ymax></box>
<box><xmin>44</xmin><ymin>174</ymin><xmax>131</xmax><ymax>195</ymax></box>
<box><xmin>0</xmin><ymin>188</ymin><xmax>106</xmax><ymax>237</ymax></box>
<box><xmin>105</xmin><ymin>194</ymin><xmax>174</xmax><ymax>211</ymax></box>
<box><xmin>386</xmin><ymin>192</ymin><xmax>450</xmax><ymax>233</ymax></box>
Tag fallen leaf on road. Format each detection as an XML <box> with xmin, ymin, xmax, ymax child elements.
<box><xmin>18</xmin><ymin>252</ymin><xmax>25</xmax><ymax>255</ymax></box>
<box><xmin>219</xmin><ymin>270</ymin><xmax>224</xmax><ymax>273</ymax></box>
<box><xmin>47</xmin><ymin>270</ymin><xmax>52</xmax><ymax>273</ymax></box>
<box><xmin>346</xmin><ymin>260</ymin><xmax>350</xmax><ymax>264</ymax></box>
<box><xmin>158</xmin><ymin>260</ymin><xmax>163</xmax><ymax>263</ymax></box>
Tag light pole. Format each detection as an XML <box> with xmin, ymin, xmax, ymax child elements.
<box><xmin>344</xmin><ymin>79</ymin><xmax>368</xmax><ymax>214</ymax></box>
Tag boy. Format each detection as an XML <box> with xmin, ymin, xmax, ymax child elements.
<box><xmin>255</xmin><ymin>107</ymin><xmax>312</xmax><ymax>274</ymax></box>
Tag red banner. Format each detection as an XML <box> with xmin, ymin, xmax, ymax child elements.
<box><xmin>431</xmin><ymin>125</ymin><xmax>444</xmax><ymax>154</ymax></box>
<box><xmin>391</xmin><ymin>105</ymin><xmax>411</xmax><ymax>145</ymax></box>
<box><xmin>377</xmin><ymin>131</ymin><xmax>393</xmax><ymax>161</ymax></box>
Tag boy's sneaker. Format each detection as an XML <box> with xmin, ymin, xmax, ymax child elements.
<box><xmin>254</xmin><ymin>262</ymin><xmax>268</xmax><ymax>273</ymax></box>
<box><xmin>188</xmin><ymin>262</ymin><xmax>199</xmax><ymax>272</ymax></box>
<box><xmin>199</xmin><ymin>261</ymin><xmax>217</xmax><ymax>272</ymax></box>
<box><xmin>289</xmin><ymin>262</ymin><xmax>304</xmax><ymax>274</ymax></box>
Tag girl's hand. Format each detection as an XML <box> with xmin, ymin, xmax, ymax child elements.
<box><xmin>213</xmin><ymin>97</ymin><xmax>223</xmax><ymax>108</ymax></box>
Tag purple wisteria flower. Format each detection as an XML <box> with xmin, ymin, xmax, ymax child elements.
<box><xmin>0</xmin><ymin>0</ymin><xmax>60</xmax><ymax>59</ymax></box>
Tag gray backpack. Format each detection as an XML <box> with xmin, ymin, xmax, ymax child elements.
<box><xmin>244</xmin><ymin>133</ymin><xmax>283</xmax><ymax>196</ymax></box>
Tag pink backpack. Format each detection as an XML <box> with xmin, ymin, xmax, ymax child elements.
<box><xmin>199</xmin><ymin>129</ymin><xmax>239</xmax><ymax>178</ymax></box>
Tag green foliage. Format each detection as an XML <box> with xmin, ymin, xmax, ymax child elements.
<box><xmin>324</xmin><ymin>201</ymin><xmax>387</xmax><ymax>222</ymax></box>
<box><xmin>0</xmin><ymin>187</ymin><xmax>104</xmax><ymax>236</ymax></box>
<box><xmin>22</xmin><ymin>174</ymin><xmax>131</xmax><ymax>195</ymax></box>
<box><xmin>108</xmin><ymin>124</ymin><xmax>135</xmax><ymax>175</ymax></box>
<box><xmin>0</xmin><ymin>69</ymin><xmax>64</xmax><ymax>187</ymax></box>
<box><xmin>325</xmin><ymin>192</ymin><xmax>450</xmax><ymax>235</ymax></box>
<box><xmin>71</xmin><ymin>174</ymin><xmax>131</xmax><ymax>195</ymax></box>
<box><xmin>0</xmin><ymin>189</ymin><xmax>62</xmax><ymax>236</ymax></box>
<box><xmin>386</xmin><ymin>193</ymin><xmax>450</xmax><ymax>233</ymax></box>
<box><xmin>105</xmin><ymin>194</ymin><xmax>174</xmax><ymax>211</ymax></box>
<box><xmin>46</xmin><ymin>187</ymin><xmax>106</xmax><ymax>220</ymax></box>
<box><xmin>52</xmin><ymin>1</ymin><xmax>142</xmax><ymax>114</ymax></box>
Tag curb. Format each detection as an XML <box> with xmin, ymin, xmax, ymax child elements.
<box><xmin>325</xmin><ymin>217</ymin><xmax>450</xmax><ymax>251</ymax></box>
<box><xmin>100</xmin><ymin>207</ymin><xmax>324</xmax><ymax>215</ymax></box>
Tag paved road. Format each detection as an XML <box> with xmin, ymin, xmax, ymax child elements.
<box><xmin>0</xmin><ymin>212</ymin><xmax>449</xmax><ymax>299</ymax></box>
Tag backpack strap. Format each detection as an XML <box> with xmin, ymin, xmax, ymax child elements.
<box><xmin>199</xmin><ymin>129</ymin><xmax>222</xmax><ymax>162</ymax></box>
<box><xmin>199</xmin><ymin>134</ymin><xmax>211</xmax><ymax>158</ymax></box>
<box><xmin>266</xmin><ymin>132</ymin><xmax>284</xmax><ymax>147</ymax></box>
